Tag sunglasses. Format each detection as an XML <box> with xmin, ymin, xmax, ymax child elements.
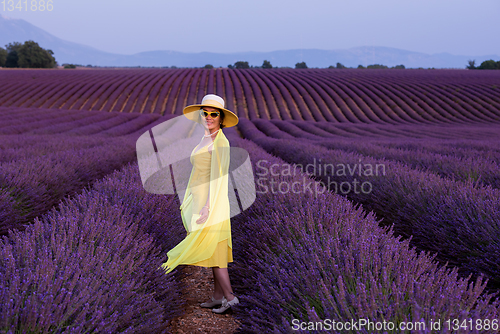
<box><xmin>200</xmin><ymin>109</ymin><xmax>220</xmax><ymax>118</ymax></box>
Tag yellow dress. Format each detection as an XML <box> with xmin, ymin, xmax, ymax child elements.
<box><xmin>160</xmin><ymin>129</ymin><xmax>233</xmax><ymax>273</ymax></box>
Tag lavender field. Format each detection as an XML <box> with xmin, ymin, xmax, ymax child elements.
<box><xmin>1</xmin><ymin>68</ymin><xmax>499</xmax><ymax>123</ymax></box>
<box><xmin>1</xmin><ymin>68</ymin><xmax>500</xmax><ymax>333</ymax></box>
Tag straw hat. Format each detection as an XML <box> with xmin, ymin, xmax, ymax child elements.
<box><xmin>183</xmin><ymin>94</ymin><xmax>239</xmax><ymax>128</ymax></box>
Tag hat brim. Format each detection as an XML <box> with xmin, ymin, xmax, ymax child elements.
<box><xmin>183</xmin><ymin>103</ymin><xmax>239</xmax><ymax>128</ymax></box>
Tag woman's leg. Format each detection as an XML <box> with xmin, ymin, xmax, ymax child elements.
<box><xmin>212</xmin><ymin>267</ymin><xmax>235</xmax><ymax>301</ymax></box>
<box><xmin>212</xmin><ymin>267</ymin><xmax>224</xmax><ymax>300</ymax></box>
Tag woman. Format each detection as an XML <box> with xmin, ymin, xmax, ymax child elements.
<box><xmin>160</xmin><ymin>94</ymin><xmax>240</xmax><ymax>314</ymax></box>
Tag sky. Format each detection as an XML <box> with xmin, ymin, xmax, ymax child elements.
<box><xmin>2</xmin><ymin>0</ymin><xmax>499</xmax><ymax>56</ymax></box>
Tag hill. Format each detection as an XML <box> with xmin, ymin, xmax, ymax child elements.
<box><xmin>1</xmin><ymin>15</ymin><xmax>499</xmax><ymax>68</ymax></box>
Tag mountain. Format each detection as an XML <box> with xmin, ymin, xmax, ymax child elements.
<box><xmin>1</xmin><ymin>14</ymin><xmax>498</xmax><ymax>69</ymax></box>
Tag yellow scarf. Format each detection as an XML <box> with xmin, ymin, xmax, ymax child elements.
<box><xmin>160</xmin><ymin>128</ymin><xmax>231</xmax><ymax>273</ymax></box>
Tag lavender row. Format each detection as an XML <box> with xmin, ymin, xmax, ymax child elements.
<box><xmin>313</xmin><ymin>70</ymin><xmax>486</xmax><ymax>124</ymax></box>
<box><xmin>39</xmin><ymin>73</ymin><xmax>106</xmax><ymax>110</ymax></box>
<box><xmin>224</xmin><ymin>131</ymin><xmax>500</xmax><ymax>333</ymax></box>
<box><xmin>372</xmin><ymin>138</ymin><xmax>500</xmax><ymax>158</ymax></box>
<box><xmin>248</xmin><ymin>117</ymin><xmax>500</xmax><ymax>144</ymax></box>
<box><xmin>0</xmin><ymin>137</ymin><xmax>138</xmax><ymax>235</ymax></box>
<box><xmin>309</xmin><ymin>70</ymin><xmax>432</xmax><ymax>124</ymax></box>
<box><xmin>82</xmin><ymin>74</ymin><xmax>130</xmax><ymax>111</ymax></box>
<box><xmin>88</xmin><ymin>74</ymin><xmax>130</xmax><ymax>111</ymax></box>
<box><xmin>2</xmin><ymin>69</ymin><xmax>499</xmax><ymax>122</ymax></box>
<box><xmin>236</xmin><ymin>70</ymin><xmax>263</xmax><ymax>119</ymax></box>
<box><xmin>170</xmin><ymin>69</ymin><xmax>195</xmax><ymax>115</ymax></box>
<box><xmin>132</xmin><ymin>71</ymin><xmax>167</xmax><ymax>113</ymax></box>
<box><xmin>0</xmin><ymin>107</ymin><xmax>168</xmax><ymax>138</ymax></box>
<box><xmin>276</xmin><ymin>118</ymin><xmax>500</xmax><ymax>141</ymax></box>
<box><xmin>0</xmin><ymin>135</ymin><xmax>122</xmax><ymax>163</ymax></box>
<box><xmin>34</xmin><ymin>111</ymin><xmax>162</xmax><ymax>137</ymax></box>
<box><xmin>0</xmin><ymin>108</ymin><xmax>84</xmax><ymax>129</ymax></box>
<box><xmin>2</xmin><ymin>126</ymin><xmax>498</xmax><ymax>332</ymax></box>
<box><xmin>252</xmin><ymin>117</ymin><xmax>459</xmax><ymax>142</ymax></box>
<box><xmin>238</xmin><ymin>118</ymin><xmax>500</xmax><ymax>291</ymax></box>
<box><xmin>290</xmin><ymin>119</ymin><xmax>500</xmax><ymax>152</ymax></box>
<box><xmin>291</xmin><ymin>70</ymin><xmax>376</xmax><ymax>122</ymax></box>
<box><xmin>152</xmin><ymin>69</ymin><xmax>189</xmax><ymax>115</ymax></box>
<box><xmin>59</xmin><ymin>73</ymin><xmax>115</xmax><ymax>110</ymax></box>
<box><xmin>0</xmin><ymin>106</ymin><xmax>176</xmax><ymax>149</ymax></box>
<box><xmin>249</xmin><ymin>119</ymin><xmax>500</xmax><ymax>188</ymax></box>
<box><xmin>275</xmin><ymin>69</ymin><xmax>379</xmax><ymax>123</ymax></box>
<box><xmin>315</xmin><ymin>138</ymin><xmax>500</xmax><ymax>190</ymax></box>
<box><xmin>110</xmin><ymin>72</ymin><xmax>153</xmax><ymax>112</ymax></box>
<box><xmin>0</xmin><ymin>109</ymin><xmax>115</xmax><ymax>135</ymax></box>
<box><xmin>0</xmin><ymin>161</ymin><xmax>186</xmax><ymax>333</ymax></box>
<box><xmin>272</xmin><ymin>68</ymin><xmax>499</xmax><ymax>123</ymax></box>
<box><xmin>142</xmin><ymin>70</ymin><xmax>177</xmax><ymax>114</ymax></box>
<box><xmin>99</xmin><ymin>113</ymin><xmax>170</xmax><ymax>137</ymax></box>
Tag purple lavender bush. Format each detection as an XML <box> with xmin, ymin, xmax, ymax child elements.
<box><xmin>224</xmin><ymin>131</ymin><xmax>500</xmax><ymax>333</ymax></box>
<box><xmin>314</xmin><ymin>138</ymin><xmax>500</xmax><ymax>189</ymax></box>
<box><xmin>240</xmin><ymin>119</ymin><xmax>500</xmax><ymax>293</ymax></box>
<box><xmin>0</xmin><ymin>135</ymin><xmax>129</xmax><ymax>163</ymax></box>
<box><xmin>0</xmin><ymin>111</ymin><xmax>112</xmax><ymax>135</ymax></box>
<box><xmin>0</xmin><ymin>161</ymin><xmax>186</xmax><ymax>333</ymax></box>
<box><xmin>0</xmin><ymin>136</ymin><xmax>138</xmax><ymax>235</ymax></box>
<box><xmin>372</xmin><ymin>137</ymin><xmax>500</xmax><ymax>161</ymax></box>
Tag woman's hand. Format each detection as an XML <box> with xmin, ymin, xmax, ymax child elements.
<box><xmin>196</xmin><ymin>206</ymin><xmax>209</xmax><ymax>224</ymax></box>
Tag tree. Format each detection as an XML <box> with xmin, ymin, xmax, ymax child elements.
<box><xmin>227</xmin><ymin>64</ymin><xmax>234</xmax><ymax>69</ymax></box>
<box><xmin>328</xmin><ymin>65</ymin><xmax>336</xmax><ymax>69</ymax></box>
<box><xmin>367</xmin><ymin>64</ymin><xmax>388</xmax><ymax>69</ymax></box>
<box><xmin>5</xmin><ymin>42</ymin><xmax>22</xmax><ymax>67</ymax></box>
<box><xmin>0</xmin><ymin>47</ymin><xmax>7</xmax><ymax>67</ymax></box>
<box><xmin>357</xmin><ymin>64</ymin><xmax>365</xmax><ymax>69</ymax></box>
<box><xmin>234</xmin><ymin>61</ymin><xmax>249</xmax><ymax>69</ymax></box>
<box><xmin>336</xmin><ymin>62</ymin><xmax>346</xmax><ymax>69</ymax></box>
<box><xmin>262</xmin><ymin>60</ymin><xmax>272</xmax><ymax>69</ymax></box>
<box><xmin>295</xmin><ymin>61</ymin><xmax>307</xmax><ymax>69</ymax></box>
<box><xmin>204</xmin><ymin>64</ymin><xmax>214</xmax><ymax>69</ymax></box>
<box><xmin>394</xmin><ymin>64</ymin><xmax>405</xmax><ymax>69</ymax></box>
<box><xmin>466</xmin><ymin>59</ymin><xmax>476</xmax><ymax>69</ymax></box>
<box><xmin>477</xmin><ymin>59</ymin><xmax>499</xmax><ymax>70</ymax></box>
<box><xmin>14</xmin><ymin>41</ymin><xmax>56</xmax><ymax>68</ymax></box>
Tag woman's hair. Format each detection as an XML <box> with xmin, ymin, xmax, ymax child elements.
<box><xmin>218</xmin><ymin>109</ymin><xmax>226</xmax><ymax>129</ymax></box>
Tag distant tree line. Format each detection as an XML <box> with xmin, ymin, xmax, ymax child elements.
<box><xmin>215</xmin><ymin>60</ymin><xmax>407</xmax><ymax>69</ymax></box>
<box><xmin>2</xmin><ymin>39</ymin><xmax>477</xmax><ymax>70</ymax></box>
<box><xmin>467</xmin><ymin>59</ymin><xmax>500</xmax><ymax>70</ymax></box>
<box><xmin>326</xmin><ymin>63</ymin><xmax>405</xmax><ymax>69</ymax></box>
<box><xmin>0</xmin><ymin>40</ymin><xmax>57</xmax><ymax>68</ymax></box>
<box><xmin>225</xmin><ymin>60</ymin><xmax>307</xmax><ymax>69</ymax></box>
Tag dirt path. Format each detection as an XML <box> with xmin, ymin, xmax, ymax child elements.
<box><xmin>168</xmin><ymin>265</ymin><xmax>241</xmax><ymax>333</ymax></box>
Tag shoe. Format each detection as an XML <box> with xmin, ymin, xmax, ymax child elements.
<box><xmin>212</xmin><ymin>296</ymin><xmax>239</xmax><ymax>314</ymax></box>
<box><xmin>200</xmin><ymin>296</ymin><xmax>223</xmax><ymax>308</ymax></box>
